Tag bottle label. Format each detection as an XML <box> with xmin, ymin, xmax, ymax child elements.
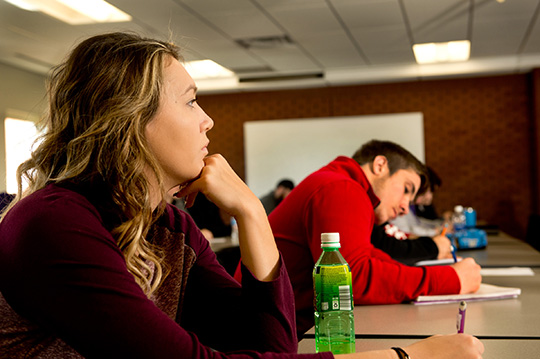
<box><xmin>314</xmin><ymin>265</ymin><xmax>353</xmax><ymax>312</ymax></box>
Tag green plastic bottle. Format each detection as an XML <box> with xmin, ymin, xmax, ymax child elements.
<box><xmin>313</xmin><ymin>232</ymin><xmax>355</xmax><ymax>354</ymax></box>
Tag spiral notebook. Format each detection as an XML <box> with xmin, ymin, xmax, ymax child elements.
<box><xmin>412</xmin><ymin>283</ymin><xmax>521</xmax><ymax>305</ymax></box>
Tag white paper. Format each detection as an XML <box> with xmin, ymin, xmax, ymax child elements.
<box><xmin>480</xmin><ymin>267</ymin><xmax>534</xmax><ymax>276</ymax></box>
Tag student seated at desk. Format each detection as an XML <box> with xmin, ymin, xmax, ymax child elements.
<box><xmin>186</xmin><ymin>191</ymin><xmax>232</xmax><ymax>240</ymax></box>
<box><xmin>0</xmin><ymin>33</ymin><xmax>483</xmax><ymax>359</ymax></box>
<box><xmin>370</xmin><ymin>221</ymin><xmax>452</xmax><ymax>265</ymax></box>
<box><xmin>238</xmin><ymin>140</ymin><xmax>482</xmax><ymax>337</ymax></box>
<box><xmin>259</xmin><ymin>179</ymin><xmax>295</xmax><ymax>215</ymax></box>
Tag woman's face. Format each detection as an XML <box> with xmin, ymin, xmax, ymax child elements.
<box><xmin>145</xmin><ymin>57</ymin><xmax>214</xmax><ymax>190</ymax></box>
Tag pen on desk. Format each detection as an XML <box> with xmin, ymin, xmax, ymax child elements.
<box><xmin>457</xmin><ymin>300</ymin><xmax>467</xmax><ymax>333</ymax></box>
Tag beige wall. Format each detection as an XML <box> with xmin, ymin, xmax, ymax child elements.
<box><xmin>199</xmin><ymin>73</ymin><xmax>537</xmax><ymax>239</ymax></box>
<box><xmin>0</xmin><ymin>62</ymin><xmax>47</xmax><ymax>192</ymax></box>
<box><xmin>0</xmin><ymin>61</ymin><xmax>537</xmax><ymax>239</ymax></box>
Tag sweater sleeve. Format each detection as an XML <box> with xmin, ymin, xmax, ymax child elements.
<box><xmin>0</xmin><ymin>189</ymin><xmax>331</xmax><ymax>359</ymax></box>
<box><xmin>181</xmin><ymin>227</ymin><xmax>299</xmax><ymax>354</ymax></box>
<box><xmin>304</xmin><ymin>180</ymin><xmax>460</xmax><ymax>305</ymax></box>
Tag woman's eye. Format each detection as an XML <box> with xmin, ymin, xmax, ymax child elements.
<box><xmin>188</xmin><ymin>98</ymin><xmax>197</xmax><ymax>107</ymax></box>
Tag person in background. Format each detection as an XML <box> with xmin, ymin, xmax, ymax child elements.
<box><xmin>186</xmin><ymin>192</ymin><xmax>232</xmax><ymax>240</ymax></box>
<box><xmin>391</xmin><ymin>166</ymin><xmax>445</xmax><ymax>237</ymax></box>
<box><xmin>370</xmin><ymin>221</ymin><xmax>452</xmax><ymax>265</ymax></box>
<box><xmin>0</xmin><ymin>33</ymin><xmax>483</xmax><ymax>359</ymax></box>
<box><xmin>250</xmin><ymin>140</ymin><xmax>482</xmax><ymax>337</ymax></box>
<box><xmin>259</xmin><ymin>179</ymin><xmax>295</xmax><ymax>215</ymax></box>
<box><xmin>414</xmin><ymin>166</ymin><xmax>443</xmax><ymax>220</ymax></box>
<box><xmin>168</xmin><ymin>191</ymin><xmax>236</xmax><ymax>244</ymax></box>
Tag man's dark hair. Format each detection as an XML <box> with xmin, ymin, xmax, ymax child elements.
<box><xmin>277</xmin><ymin>179</ymin><xmax>295</xmax><ymax>190</ymax></box>
<box><xmin>352</xmin><ymin>139</ymin><xmax>428</xmax><ymax>194</ymax></box>
<box><xmin>426</xmin><ymin>166</ymin><xmax>442</xmax><ymax>192</ymax></box>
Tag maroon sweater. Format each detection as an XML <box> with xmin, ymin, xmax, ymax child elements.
<box><xmin>0</xmin><ymin>183</ymin><xmax>332</xmax><ymax>359</ymax></box>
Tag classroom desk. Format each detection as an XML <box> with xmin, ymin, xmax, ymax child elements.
<box><xmin>459</xmin><ymin>233</ymin><xmax>540</xmax><ymax>267</ymax></box>
<box><xmin>301</xmin><ymin>269</ymin><xmax>540</xmax><ymax>357</ymax></box>
<box><xmin>303</xmin><ymin>268</ymin><xmax>540</xmax><ymax>339</ymax></box>
<box><xmin>300</xmin><ymin>233</ymin><xmax>540</xmax><ymax>357</ymax></box>
<box><xmin>298</xmin><ymin>337</ymin><xmax>540</xmax><ymax>358</ymax></box>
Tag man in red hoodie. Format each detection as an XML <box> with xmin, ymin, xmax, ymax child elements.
<box><xmin>257</xmin><ymin>140</ymin><xmax>482</xmax><ymax>336</ymax></box>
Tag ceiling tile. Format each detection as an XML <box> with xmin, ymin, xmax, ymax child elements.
<box><xmin>0</xmin><ymin>0</ymin><xmax>539</xmax><ymax>92</ymax></box>
<box><xmin>296</xmin><ymin>30</ymin><xmax>368</xmax><ymax>68</ymax></box>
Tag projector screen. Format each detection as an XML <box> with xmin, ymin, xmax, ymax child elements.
<box><xmin>244</xmin><ymin>112</ymin><xmax>424</xmax><ymax>197</ymax></box>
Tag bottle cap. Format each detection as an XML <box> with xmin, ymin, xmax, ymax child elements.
<box><xmin>321</xmin><ymin>232</ymin><xmax>340</xmax><ymax>248</ymax></box>
<box><xmin>454</xmin><ymin>205</ymin><xmax>464</xmax><ymax>213</ymax></box>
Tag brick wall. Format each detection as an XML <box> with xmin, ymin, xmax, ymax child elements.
<box><xmin>198</xmin><ymin>73</ymin><xmax>536</xmax><ymax>239</ymax></box>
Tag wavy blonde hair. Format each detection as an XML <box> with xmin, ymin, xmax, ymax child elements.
<box><xmin>2</xmin><ymin>32</ymin><xmax>182</xmax><ymax>296</ymax></box>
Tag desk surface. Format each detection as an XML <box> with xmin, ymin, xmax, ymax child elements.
<box><xmin>298</xmin><ymin>338</ymin><xmax>540</xmax><ymax>358</ymax></box>
<box><xmin>305</xmin><ymin>232</ymin><xmax>540</xmax><ymax>339</ymax></box>
<box><xmin>460</xmin><ymin>233</ymin><xmax>540</xmax><ymax>267</ymax></box>
<box><xmin>306</xmin><ymin>269</ymin><xmax>540</xmax><ymax>339</ymax></box>
<box><xmin>301</xmin><ymin>233</ymin><xmax>540</xmax><ymax>355</ymax></box>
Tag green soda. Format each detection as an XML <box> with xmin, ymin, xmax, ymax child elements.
<box><xmin>313</xmin><ymin>232</ymin><xmax>355</xmax><ymax>354</ymax></box>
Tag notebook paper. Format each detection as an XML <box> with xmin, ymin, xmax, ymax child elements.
<box><xmin>415</xmin><ymin>258</ymin><xmax>458</xmax><ymax>266</ymax></box>
<box><xmin>412</xmin><ymin>283</ymin><xmax>521</xmax><ymax>305</ymax></box>
<box><xmin>480</xmin><ymin>267</ymin><xmax>534</xmax><ymax>276</ymax></box>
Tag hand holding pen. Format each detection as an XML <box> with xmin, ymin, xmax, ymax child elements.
<box><xmin>434</xmin><ymin>225</ymin><xmax>457</xmax><ymax>261</ymax></box>
<box><xmin>440</xmin><ymin>226</ymin><xmax>458</xmax><ymax>263</ymax></box>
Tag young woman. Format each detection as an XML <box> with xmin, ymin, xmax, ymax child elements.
<box><xmin>0</xmin><ymin>32</ymin><xmax>483</xmax><ymax>359</ymax></box>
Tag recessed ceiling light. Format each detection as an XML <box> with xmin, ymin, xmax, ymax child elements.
<box><xmin>4</xmin><ymin>0</ymin><xmax>132</xmax><ymax>25</ymax></box>
<box><xmin>185</xmin><ymin>60</ymin><xmax>236</xmax><ymax>80</ymax></box>
<box><xmin>4</xmin><ymin>0</ymin><xmax>38</xmax><ymax>11</ymax></box>
<box><xmin>413</xmin><ymin>40</ymin><xmax>471</xmax><ymax>64</ymax></box>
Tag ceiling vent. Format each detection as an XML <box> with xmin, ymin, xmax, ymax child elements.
<box><xmin>230</xmin><ymin>65</ymin><xmax>274</xmax><ymax>74</ymax></box>
<box><xmin>236</xmin><ymin>35</ymin><xmax>295</xmax><ymax>50</ymax></box>
<box><xmin>239</xmin><ymin>72</ymin><xmax>323</xmax><ymax>83</ymax></box>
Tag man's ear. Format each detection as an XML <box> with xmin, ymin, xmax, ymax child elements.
<box><xmin>372</xmin><ymin>155</ymin><xmax>389</xmax><ymax>176</ymax></box>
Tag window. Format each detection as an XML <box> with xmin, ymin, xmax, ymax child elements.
<box><xmin>4</xmin><ymin>117</ymin><xmax>41</xmax><ymax>194</ymax></box>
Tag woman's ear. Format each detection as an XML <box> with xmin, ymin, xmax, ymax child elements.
<box><xmin>371</xmin><ymin>155</ymin><xmax>389</xmax><ymax>176</ymax></box>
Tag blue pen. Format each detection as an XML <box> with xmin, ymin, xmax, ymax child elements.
<box><xmin>451</xmin><ymin>243</ymin><xmax>458</xmax><ymax>263</ymax></box>
<box><xmin>457</xmin><ymin>301</ymin><xmax>467</xmax><ymax>333</ymax></box>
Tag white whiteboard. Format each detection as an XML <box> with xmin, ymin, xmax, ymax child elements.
<box><xmin>244</xmin><ymin>113</ymin><xmax>424</xmax><ymax>197</ymax></box>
